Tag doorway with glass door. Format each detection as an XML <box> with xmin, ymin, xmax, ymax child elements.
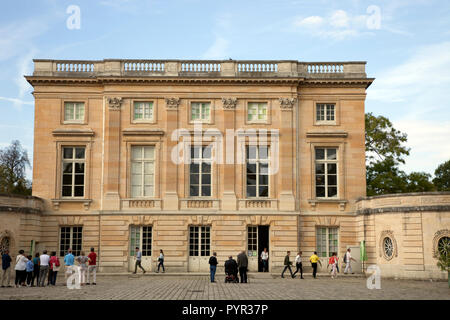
<box><xmin>247</xmin><ymin>226</ymin><xmax>270</xmax><ymax>272</ymax></box>
<box><xmin>129</xmin><ymin>225</ymin><xmax>153</xmax><ymax>272</ymax></box>
<box><xmin>188</xmin><ymin>226</ymin><xmax>211</xmax><ymax>272</ymax></box>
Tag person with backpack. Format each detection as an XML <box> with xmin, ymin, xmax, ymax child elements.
<box><xmin>328</xmin><ymin>252</ymin><xmax>338</xmax><ymax>279</ymax></box>
<box><xmin>208</xmin><ymin>252</ymin><xmax>218</xmax><ymax>283</ymax></box>
<box><xmin>309</xmin><ymin>251</ymin><xmax>322</xmax><ymax>279</ymax></box>
<box><xmin>343</xmin><ymin>248</ymin><xmax>356</xmax><ymax>274</ymax></box>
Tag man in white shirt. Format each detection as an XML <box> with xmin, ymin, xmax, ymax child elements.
<box><xmin>292</xmin><ymin>251</ymin><xmax>304</xmax><ymax>279</ymax></box>
<box><xmin>344</xmin><ymin>248</ymin><xmax>356</xmax><ymax>274</ymax></box>
<box><xmin>260</xmin><ymin>248</ymin><xmax>269</xmax><ymax>272</ymax></box>
<box><xmin>38</xmin><ymin>250</ymin><xmax>50</xmax><ymax>287</ymax></box>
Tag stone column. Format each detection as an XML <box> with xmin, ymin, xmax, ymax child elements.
<box><xmin>278</xmin><ymin>98</ymin><xmax>296</xmax><ymax>211</ymax></box>
<box><xmin>103</xmin><ymin>97</ymin><xmax>123</xmax><ymax>211</ymax></box>
<box><xmin>163</xmin><ymin>98</ymin><xmax>180</xmax><ymax>210</ymax></box>
<box><xmin>221</xmin><ymin>98</ymin><xmax>238</xmax><ymax>211</ymax></box>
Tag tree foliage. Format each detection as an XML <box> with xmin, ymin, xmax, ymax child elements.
<box><xmin>433</xmin><ymin>160</ymin><xmax>450</xmax><ymax>191</ymax></box>
<box><xmin>0</xmin><ymin>140</ymin><xmax>32</xmax><ymax>195</ymax></box>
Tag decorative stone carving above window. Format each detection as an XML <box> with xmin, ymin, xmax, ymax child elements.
<box><xmin>108</xmin><ymin>97</ymin><xmax>123</xmax><ymax>110</ymax></box>
<box><xmin>379</xmin><ymin>230</ymin><xmax>398</xmax><ymax>261</ymax></box>
<box><xmin>165</xmin><ymin>97</ymin><xmax>180</xmax><ymax>110</ymax></box>
<box><xmin>279</xmin><ymin>97</ymin><xmax>297</xmax><ymax>110</ymax></box>
<box><xmin>432</xmin><ymin>229</ymin><xmax>450</xmax><ymax>258</ymax></box>
<box><xmin>221</xmin><ymin>98</ymin><xmax>237</xmax><ymax>110</ymax></box>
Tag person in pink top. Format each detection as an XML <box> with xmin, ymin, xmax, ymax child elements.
<box><xmin>87</xmin><ymin>247</ymin><xmax>97</xmax><ymax>285</ymax></box>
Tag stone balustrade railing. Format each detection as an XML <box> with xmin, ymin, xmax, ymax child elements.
<box><xmin>32</xmin><ymin>59</ymin><xmax>367</xmax><ymax>79</ymax></box>
<box><xmin>0</xmin><ymin>194</ymin><xmax>45</xmax><ymax>213</ymax></box>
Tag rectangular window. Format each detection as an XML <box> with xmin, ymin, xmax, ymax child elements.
<box><xmin>131</xmin><ymin>146</ymin><xmax>155</xmax><ymax>197</ymax></box>
<box><xmin>191</xmin><ymin>102</ymin><xmax>211</xmax><ymax>122</ymax></box>
<box><xmin>316</xmin><ymin>103</ymin><xmax>335</xmax><ymax>122</ymax></box>
<box><xmin>246</xmin><ymin>145</ymin><xmax>269</xmax><ymax>197</ymax></box>
<box><xmin>247</xmin><ymin>102</ymin><xmax>268</xmax><ymax>122</ymax></box>
<box><xmin>316</xmin><ymin>227</ymin><xmax>338</xmax><ymax>257</ymax></box>
<box><xmin>59</xmin><ymin>226</ymin><xmax>82</xmax><ymax>257</ymax></box>
<box><xmin>133</xmin><ymin>101</ymin><xmax>154</xmax><ymax>121</ymax></box>
<box><xmin>247</xmin><ymin>226</ymin><xmax>257</xmax><ymax>256</ymax></box>
<box><xmin>315</xmin><ymin>148</ymin><xmax>337</xmax><ymax>198</ymax></box>
<box><xmin>189</xmin><ymin>226</ymin><xmax>210</xmax><ymax>257</ymax></box>
<box><xmin>130</xmin><ymin>225</ymin><xmax>152</xmax><ymax>256</ymax></box>
<box><xmin>64</xmin><ymin>102</ymin><xmax>85</xmax><ymax>122</ymax></box>
<box><xmin>62</xmin><ymin>147</ymin><xmax>85</xmax><ymax>197</ymax></box>
<box><xmin>189</xmin><ymin>146</ymin><xmax>212</xmax><ymax>197</ymax></box>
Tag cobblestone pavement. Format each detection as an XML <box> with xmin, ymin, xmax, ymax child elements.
<box><xmin>0</xmin><ymin>274</ymin><xmax>449</xmax><ymax>300</ymax></box>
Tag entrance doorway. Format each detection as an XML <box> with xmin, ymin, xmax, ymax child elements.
<box><xmin>247</xmin><ymin>226</ymin><xmax>270</xmax><ymax>272</ymax></box>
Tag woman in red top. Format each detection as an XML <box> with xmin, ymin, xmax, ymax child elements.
<box><xmin>328</xmin><ymin>252</ymin><xmax>338</xmax><ymax>279</ymax></box>
<box><xmin>49</xmin><ymin>251</ymin><xmax>60</xmax><ymax>286</ymax></box>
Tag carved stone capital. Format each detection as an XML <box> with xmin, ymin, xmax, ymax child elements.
<box><xmin>108</xmin><ymin>97</ymin><xmax>123</xmax><ymax>110</ymax></box>
<box><xmin>221</xmin><ymin>98</ymin><xmax>237</xmax><ymax>110</ymax></box>
<box><xmin>165</xmin><ymin>97</ymin><xmax>180</xmax><ymax>110</ymax></box>
<box><xmin>279</xmin><ymin>97</ymin><xmax>297</xmax><ymax>110</ymax></box>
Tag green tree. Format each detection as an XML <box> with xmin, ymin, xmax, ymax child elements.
<box><xmin>405</xmin><ymin>172</ymin><xmax>435</xmax><ymax>193</ymax></box>
<box><xmin>366</xmin><ymin>157</ymin><xmax>408</xmax><ymax>196</ymax></box>
<box><xmin>433</xmin><ymin>160</ymin><xmax>450</xmax><ymax>191</ymax></box>
<box><xmin>0</xmin><ymin>140</ymin><xmax>32</xmax><ymax>195</ymax></box>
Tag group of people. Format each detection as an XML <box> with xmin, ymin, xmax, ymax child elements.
<box><xmin>1</xmin><ymin>247</ymin><xmax>98</xmax><ymax>287</ymax></box>
<box><xmin>133</xmin><ymin>248</ymin><xmax>165</xmax><ymax>274</ymax></box>
<box><xmin>209</xmin><ymin>251</ymin><xmax>250</xmax><ymax>283</ymax></box>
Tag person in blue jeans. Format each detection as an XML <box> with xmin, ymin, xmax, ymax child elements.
<box><xmin>208</xmin><ymin>252</ymin><xmax>218</xmax><ymax>283</ymax></box>
<box><xmin>156</xmin><ymin>249</ymin><xmax>165</xmax><ymax>273</ymax></box>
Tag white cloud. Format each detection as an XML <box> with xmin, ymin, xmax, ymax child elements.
<box><xmin>294</xmin><ymin>16</ymin><xmax>323</xmax><ymax>28</ymax></box>
<box><xmin>202</xmin><ymin>37</ymin><xmax>230</xmax><ymax>60</ymax></box>
<box><xmin>330</xmin><ymin>10</ymin><xmax>349</xmax><ymax>28</ymax></box>
<box><xmin>0</xmin><ymin>97</ymin><xmax>33</xmax><ymax>106</ymax></box>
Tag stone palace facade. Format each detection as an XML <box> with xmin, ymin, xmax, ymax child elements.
<box><xmin>0</xmin><ymin>59</ymin><xmax>448</xmax><ymax>279</ymax></box>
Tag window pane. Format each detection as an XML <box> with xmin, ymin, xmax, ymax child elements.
<box><xmin>190</xmin><ymin>174</ymin><xmax>199</xmax><ymax>184</ymax></box>
<box><xmin>316</xmin><ymin>186</ymin><xmax>325</xmax><ymax>197</ymax></box>
<box><xmin>131</xmin><ymin>147</ymin><xmax>142</xmax><ymax>160</ymax></box>
<box><xmin>259</xmin><ymin>146</ymin><xmax>268</xmax><ymax>159</ymax></box>
<box><xmin>202</xmin><ymin>146</ymin><xmax>212</xmax><ymax>159</ymax></box>
<box><xmin>190</xmin><ymin>186</ymin><xmax>199</xmax><ymax>197</ymax></box>
<box><xmin>327</xmin><ymin>149</ymin><xmax>337</xmax><ymax>160</ymax></box>
<box><xmin>131</xmin><ymin>162</ymin><xmax>142</xmax><ymax>174</ymax></box>
<box><xmin>63</xmin><ymin>148</ymin><xmax>73</xmax><ymax>159</ymax></box>
<box><xmin>144</xmin><ymin>147</ymin><xmax>155</xmax><ymax>159</ymax></box>
<box><xmin>191</xmin><ymin>147</ymin><xmax>201</xmax><ymax>159</ymax></box>
<box><xmin>315</xmin><ymin>148</ymin><xmax>325</xmax><ymax>160</ymax></box>
<box><xmin>328</xmin><ymin>187</ymin><xmax>337</xmax><ymax>198</ymax></box>
<box><xmin>201</xmin><ymin>163</ymin><xmax>211</xmax><ymax>173</ymax></box>
<box><xmin>247</xmin><ymin>174</ymin><xmax>256</xmax><ymax>186</ymax></box>
<box><xmin>247</xmin><ymin>146</ymin><xmax>257</xmax><ymax>159</ymax></box>
<box><xmin>258</xmin><ymin>186</ymin><xmax>269</xmax><ymax>197</ymax></box>
<box><xmin>259</xmin><ymin>174</ymin><xmax>268</xmax><ymax>185</ymax></box>
<box><xmin>75</xmin><ymin>104</ymin><xmax>85</xmax><ymax>120</ymax></box>
<box><xmin>315</xmin><ymin>163</ymin><xmax>325</xmax><ymax>174</ymax></box>
<box><xmin>65</xmin><ymin>103</ymin><xmax>74</xmax><ymax>121</ymax></box>
<box><xmin>74</xmin><ymin>175</ymin><xmax>84</xmax><ymax>185</ymax></box>
<box><xmin>260</xmin><ymin>163</ymin><xmax>269</xmax><ymax>174</ymax></box>
<box><xmin>201</xmin><ymin>174</ymin><xmax>211</xmax><ymax>185</ymax></box>
<box><xmin>328</xmin><ymin>175</ymin><xmax>337</xmax><ymax>186</ymax></box>
<box><xmin>144</xmin><ymin>186</ymin><xmax>154</xmax><ymax>197</ymax></box>
<box><xmin>190</xmin><ymin>163</ymin><xmax>199</xmax><ymax>173</ymax></box>
<box><xmin>75</xmin><ymin>148</ymin><xmax>85</xmax><ymax>159</ymax></box>
<box><xmin>144</xmin><ymin>162</ymin><xmax>154</xmax><ymax>174</ymax></box>
<box><xmin>63</xmin><ymin>174</ymin><xmax>72</xmax><ymax>185</ymax></box>
<box><xmin>63</xmin><ymin>163</ymin><xmax>73</xmax><ymax>174</ymax></box>
<box><xmin>247</xmin><ymin>186</ymin><xmax>257</xmax><ymax>197</ymax></box>
<box><xmin>247</xmin><ymin>163</ymin><xmax>257</xmax><ymax>174</ymax></box>
<box><xmin>75</xmin><ymin>163</ymin><xmax>84</xmax><ymax>174</ymax></box>
<box><xmin>316</xmin><ymin>175</ymin><xmax>325</xmax><ymax>186</ymax></box>
<box><xmin>74</xmin><ymin>186</ymin><xmax>84</xmax><ymax>197</ymax></box>
<box><xmin>327</xmin><ymin>163</ymin><xmax>337</xmax><ymax>174</ymax></box>
<box><xmin>201</xmin><ymin>186</ymin><xmax>211</xmax><ymax>196</ymax></box>
<box><xmin>62</xmin><ymin>186</ymin><xmax>72</xmax><ymax>197</ymax></box>
<box><xmin>131</xmin><ymin>186</ymin><xmax>141</xmax><ymax>197</ymax></box>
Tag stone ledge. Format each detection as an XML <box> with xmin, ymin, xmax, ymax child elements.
<box><xmin>357</xmin><ymin>205</ymin><xmax>450</xmax><ymax>215</ymax></box>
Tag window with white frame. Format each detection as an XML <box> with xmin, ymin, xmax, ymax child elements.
<box><xmin>59</xmin><ymin>226</ymin><xmax>82</xmax><ymax>257</ymax></box>
<box><xmin>64</xmin><ymin>102</ymin><xmax>85</xmax><ymax>122</ymax></box>
<box><xmin>316</xmin><ymin>103</ymin><xmax>335</xmax><ymax>123</ymax></box>
<box><xmin>62</xmin><ymin>147</ymin><xmax>85</xmax><ymax>197</ymax></box>
<box><xmin>316</xmin><ymin>227</ymin><xmax>338</xmax><ymax>257</ymax></box>
<box><xmin>131</xmin><ymin>146</ymin><xmax>155</xmax><ymax>197</ymax></box>
<box><xmin>189</xmin><ymin>145</ymin><xmax>212</xmax><ymax>197</ymax></box>
<box><xmin>130</xmin><ymin>225</ymin><xmax>152</xmax><ymax>256</ymax></box>
<box><xmin>189</xmin><ymin>226</ymin><xmax>210</xmax><ymax>257</ymax></box>
<box><xmin>246</xmin><ymin>145</ymin><xmax>269</xmax><ymax>197</ymax></box>
<box><xmin>191</xmin><ymin>102</ymin><xmax>211</xmax><ymax>122</ymax></box>
<box><xmin>133</xmin><ymin>101</ymin><xmax>154</xmax><ymax>121</ymax></box>
<box><xmin>247</xmin><ymin>226</ymin><xmax>257</xmax><ymax>256</ymax></box>
<box><xmin>315</xmin><ymin>148</ymin><xmax>337</xmax><ymax>198</ymax></box>
<box><xmin>247</xmin><ymin>102</ymin><xmax>268</xmax><ymax>122</ymax></box>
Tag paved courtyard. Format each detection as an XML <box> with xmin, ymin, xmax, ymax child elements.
<box><xmin>0</xmin><ymin>274</ymin><xmax>448</xmax><ymax>300</ymax></box>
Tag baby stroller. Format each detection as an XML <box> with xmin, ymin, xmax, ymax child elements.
<box><xmin>224</xmin><ymin>273</ymin><xmax>239</xmax><ymax>283</ymax></box>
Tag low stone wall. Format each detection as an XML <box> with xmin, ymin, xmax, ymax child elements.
<box><xmin>356</xmin><ymin>192</ymin><xmax>450</xmax><ymax>280</ymax></box>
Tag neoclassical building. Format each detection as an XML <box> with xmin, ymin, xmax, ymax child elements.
<box><xmin>0</xmin><ymin>59</ymin><xmax>448</xmax><ymax>279</ymax></box>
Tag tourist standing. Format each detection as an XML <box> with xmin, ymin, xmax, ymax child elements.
<box><xmin>64</xmin><ymin>249</ymin><xmax>75</xmax><ymax>282</ymax></box>
<box><xmin>38</xmin><ymin>250</ymin><xmax>50</xmax><ymax>287</ymax></box>
<box><xmin>292</xmin><ymin>251</ymin><xmax>304</xmax><ymax>279</ymax></box>
<box><xmin>1</xmin><ymin>249</ymin><xmax>12</xmax><ymax>287</ymax></box>
<box><xmin>157</xmin><ymin>249</ymin><xmax>165</xmax><ymax>273</ymax></box>
<box><xmin>309</xmin><ymin>251</ymin><xmax>322</xmax><ymax>279</ymax></box>
<box><xmin>14</xmin><ymin>250</ymin><xmax>28</xmax><ymax>287</ymax></box>
<box><xmin>328</xmin><ymin>252</ymin><xmax>338</xmax><ymax>279</ymax></box>
<box><xmin>32</xmin><ymin>253</ymin><xmax>40</xmax><ymax>287</ymax></box>
<box><xmin>260</xmin><ymin>248</ymin><xmax>269</xmax><ymax>272</ymax></box>
<box><xmin>49</xmin><ymin>252</ymin><xmax>60</xmax><ymax>286</ymax></box>
<box><xmin>344</xmin><ymin>248</ymin><xmax>356</xmax><ymax>274</ymax></box>
<box><xmin>26</xmin><ymin>255</ymin><xmax>34</xmax><ymax>286</ymax></box>
<box><xmin>281</xmin><ymin>251</ymin><xmax>295</xmax><ymax>278</ymax></box>
<box><xmin>133</xmin><ymin>247</ymin><xmax>146</xmax><ymax>274</ymax></box>
<box><xmin>208</xmin><ymin>252</ymin><xmax>218</xmax><ymax>283</ymax></box>
<box><xmin>76</xmin><ymin>251</ymin><xmax>89</xmax><ymax>285</ymax></box>
<box><xmin>87</xmin><ymin>247</ymin><xmax>97</xmax><ymax>285</ymax></box>
<box><xmin>237</xmin><ymin>251</ymin><xmax>248</xmax><ymax>283</ymax></box>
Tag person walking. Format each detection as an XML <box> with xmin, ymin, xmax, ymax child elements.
<box><xmin>343</xmin><ymin>248</ymin><xmax>356</xmax><ymax>274</ymax></box>
<box><xmin>38</xmin><ymin>250</ymin><xmax>50</xmax><ymax>287</ymax></box>
<box><xmin>76</xmin><ymin>252</ymin><xmax>89</xmax><ymax>285</ymax></box>
<box><xmin>49</xmin><ymin>252</ymin><xmax>60</xmax><ymax>286</ymax></box>
<box><xmin>260</xmin><ymin>248</ymin><xmax>269</xmax><ymax>272</ymax></box>
<box><xmin>64</xmin><ymin>249</ymin><xmax>75</xmax><ymax>282</ymax></box>
<box><xmin>87</xmin><ymin>247</ymin><xmax>97</xmax><ymax>285</ymax></box>
<box><xmin>26</xmin><ymin>256</ymin><xmax>34</xmax><ymax>286</ymax></box>
<box><xmin>309</xmin><ymin>251</ymin><xmax>322</xmax><ymax>279</ymax></box>
<box><xmin>292</xmin><ymin>251</ymin><xmax>304</xmax><ymax>279</ymax></box>
<box><xmin>1</xmin><ymin>249</ymin><xmax>12</xmax><ymax>287</ymax></box>
<box><xmin>133</xmin><ymin>247</ymin><xmax>146</xmax><ymax>274</ymax></box>
<box><xmin>281</xmin><ymin>251</ymin><xmax>295</xmax><ymax>278</ymax></box>
<box><xmin>208</xmin><ymin>252</ymin><xmax>218</xmax><ymax>283</ymax></box>
<box><xmin>31</xmin><ymin>253</ymin><xmax>40</xmax><ymax>287</ymax></box>
<box><xmin>14</xmin><ymin>250</ymin><xmax>28</xmax><ymax>287</ymax></box>
<box><xmin>237</xmin><ymin>251</ymin><xmax>248</xmax><ymax>283</ymax></box>
<box><xmin>156</xmin><ymin>249</ymin><xmax>165</xmax><ymax>273</ymax></box>
<box><xmin>328</xmin><ymin>252</ymin><xmax>338</xmax><ymax>279</ymax></box>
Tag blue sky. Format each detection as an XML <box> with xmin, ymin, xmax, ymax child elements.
<box><xmin>1</xmin><ymin>0</ymin><xmax>450</xmax><ymax>179</ymax></box>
